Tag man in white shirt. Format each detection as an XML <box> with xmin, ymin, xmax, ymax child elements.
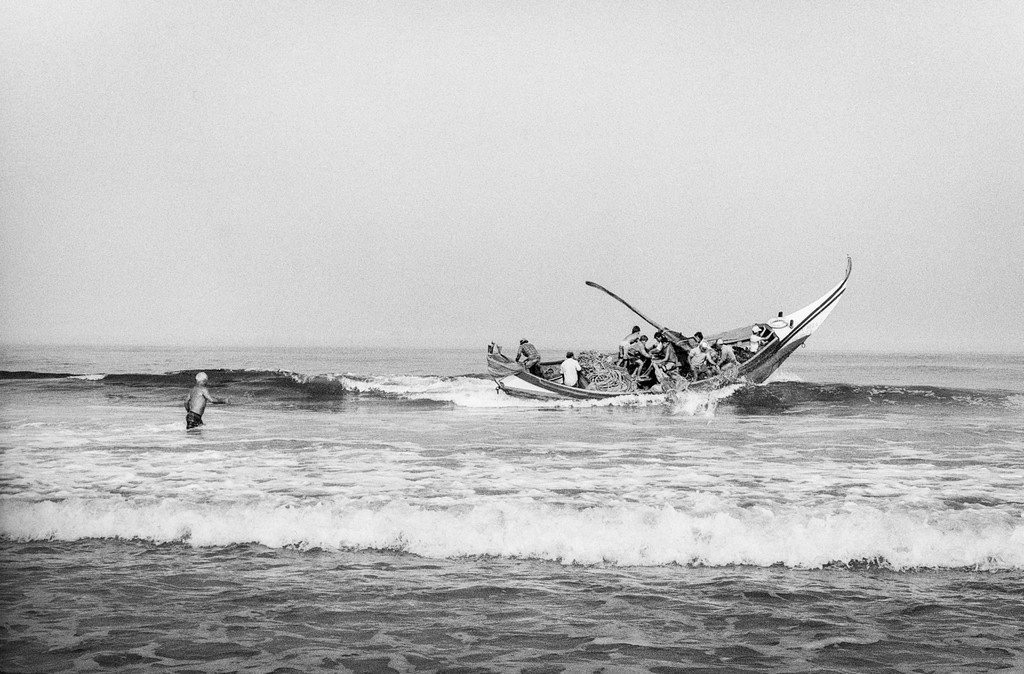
<box><xmin>688</xmin><ymin>340</ymin><xmax>719</xmax><ymax>380</ymax></box>
<box><xmin>560</xmin><ymin>351</ymin><xmax>583</xmax><ymax>388</ymax></box>
<box><xmin>749</xmin><ymin>325</ymin><xmax>764</xmax><ymax>353</ymax></box>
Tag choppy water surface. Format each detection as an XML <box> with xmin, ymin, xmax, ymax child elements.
<box><xmin>2</xmin><ymin>346</ymin><xmax>1023</xmax><ymax>672</ymax></box>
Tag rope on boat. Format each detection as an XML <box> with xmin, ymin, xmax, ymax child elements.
<box><xmin>578</xmin><ymin>351</ymin><xmax>637</xmax><ymax>393</ymax></box>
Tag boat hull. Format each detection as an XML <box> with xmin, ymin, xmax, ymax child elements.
<box><xmin>490</xmin><ymin>364</ymin><xmax>627</xmax><ymax>400</ymax></box>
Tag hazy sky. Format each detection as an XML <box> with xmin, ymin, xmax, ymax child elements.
<box><xmin>2</xmin><ymin>1</ymin><xmax>1022</xmax><ymax>352</ymax></box>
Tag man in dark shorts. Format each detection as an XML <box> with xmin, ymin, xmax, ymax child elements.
<box><xmin>515</xmin><ymin>339</ymin><xmax>543</xmax><ymax>376</ymax></box>
<box><xmin>185</xmin><ymin>372</ymin><xmax>225</xmax><ymax>429</ymax></box>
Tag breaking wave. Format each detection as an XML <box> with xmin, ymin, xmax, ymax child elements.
<box><xmin>2</xmin><ymin>497</ymin><xmax>1021</xmax><ymax>571</ymax></box>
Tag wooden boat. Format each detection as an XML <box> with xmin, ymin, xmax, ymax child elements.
<box><xmin>487</xmin><ymin>257</ymin><xmax>852</xmax><ymax>400</ymax></box>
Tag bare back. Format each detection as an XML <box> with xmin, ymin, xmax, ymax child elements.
<box><xmin>186</xmin><ymin>386</ymin><xmax>213</xmax><ymax>416</ymax></box>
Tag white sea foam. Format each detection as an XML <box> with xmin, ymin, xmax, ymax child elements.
<box><xmin>667</xmin><ymin>383</ymin><xmax>744</xmax><ymax>417</ymax></box>
<box><xmin>336</xmin><ymin>374</ymin><xmax>523</xmax><ymax>408</ymax></box>
<box><xmin>2</xmin><ymin>497</ymin><xmax>1021</xmax><ymax>570</ymax></box>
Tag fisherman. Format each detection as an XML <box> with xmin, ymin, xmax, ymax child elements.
<box><xmin>672</xmin><ymin>330</ymin><xmax>703</xmax><ymax>379</ymax></box>
<box><xmin>749</xmin><ymin>325</ymin><xmax>765</xmax><ymax>353</ymax></box>
<box><xmin>649</xmin><ymin>331</ymin><xmax>682</xmax><ymax>388</ymax></box>
<box><xmin>560</xmin><ymin>351</ymin><xmax>583</xmax><ymax>388</ymax></box>
<box><xmin>617</xmin><ymin>326</ymin><xmax>642</xmax><ymax>366</ymax></box>
<box><xmin>687</xmin><ymin>340</ymin><xmax>719</xmax><ymax>381</ymax></box>
<box><xmin>626</xmin><ymin>334</ymin><xmax>653</xmax><ymax>377</ymax></box>
<box><xmin>516</xmin><ymin>338</ymin><xmax>543</xmax><ymax>376</ymax></box>
<box><xmin>714</xmin><ymin>338</ymin><xmax>739</xmax><ymax>377</ymax></box>
<box><xmin>653</xmin><ymin>328</ymin><xmax>693</xmax><ymax>379</ymax></box>
<box><xmin>184</xmin><ymin>372</ymin><xmax>226</xmax><ymax>429</ymax></box>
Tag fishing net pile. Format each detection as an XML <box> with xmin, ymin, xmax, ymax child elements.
<box><xmin>578</xmin><ymin>351</ymin><xmax>637</xmax><ymax>393</ymax></box>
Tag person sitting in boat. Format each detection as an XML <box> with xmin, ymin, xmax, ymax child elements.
<box><xmin>688</xmin><ymin>340</ymin><xmax>719</xmax><ymax>380</ymax></box>
<box><xmin>649</xmin><ymin>332</ymin><xmax>682</xmax><ymax>387</ymax></box>
<box><xmin>714</xmin><ymin>338</ymin><xmax>739</xmax><ymax>377</ymax></box>
<box><xmin>560</xmin><ymin>351</ymin><xmax>583</xmax><ymax>388</ymax></box>
<box><xmin>516</xmin><ymin>338</ymin><xmax>543</xmax><ymax>376</ymax></box>
<box><xmin>626</xmin><ymin>334</ymin><xmax>652</xmax><ymax>377</ymax></box>
<box><xmin>617</xmin><ymin>326</ymin><xmax>642</xmax><ymax>366</ymax></box>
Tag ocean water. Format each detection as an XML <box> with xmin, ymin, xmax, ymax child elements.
<box><xmin>1</xmin><ymin>345</ymin><xmax>1023</xmax><ymax>673</ymax></box>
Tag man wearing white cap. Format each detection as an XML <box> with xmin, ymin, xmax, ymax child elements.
<box><xmin>687</xmin><ymin>340</ymin><xmax>719</xmax><ymax>381</ymax></box>
<box><xmin>185</xmin><ymin>372</ymin><xmax>226</xmax><ymax>429</ymax></box>
<box><xmin>714</xmin><ymin>339</ymin><xmax>739</xmax><ymax>377</ymax></box>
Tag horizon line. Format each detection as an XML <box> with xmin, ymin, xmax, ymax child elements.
<box><xmin>1</xmin><ymin>341</ymin><xmax>1020</xmax><ymax>357</ymax></box>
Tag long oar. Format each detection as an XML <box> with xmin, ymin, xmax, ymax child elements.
<box><xmin>585</xmin><ymin>281</ymin><xmax>667</xmax><ymax>331</ymax></box>
<box><xmin>585</xmin><ymin>281</ymin><xmax>692</xmax><ymax>347</ymax></box>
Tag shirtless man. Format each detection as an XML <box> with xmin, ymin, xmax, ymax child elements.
<box><xmin>626</xmin><ymin>334</ymin><xmax>653</xmax><ymax>377</ymax></box>
<box><xmin>185</xmin><ymin>372</ymin><xmax>226</xmax><ymax>429</ymax></box>
<box><xmin>618</xmin><ymin>326</ymin><xmax>642</xmax><ymax>366</ymax></box>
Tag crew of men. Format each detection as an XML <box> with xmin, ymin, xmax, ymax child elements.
<box><xmin>618</xmin><ymin>325</ymin><xmax>744</xmax><ymax>386</ymax></box>
<box><xmin>519</xmin><ymin>324</ymin><xmax>755</xmax><ymax>390</ymax></box>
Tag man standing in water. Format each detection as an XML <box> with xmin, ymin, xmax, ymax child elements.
<box><xmin>185</xmin><ymin>372</ymin><xmax>225</xmax><ymax>429</ymax></box>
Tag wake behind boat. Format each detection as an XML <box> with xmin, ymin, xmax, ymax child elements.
<box><xmin>488</xmin><ymin>258</ymin><xmax>852</xmax><ymax>400</ymax></box>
